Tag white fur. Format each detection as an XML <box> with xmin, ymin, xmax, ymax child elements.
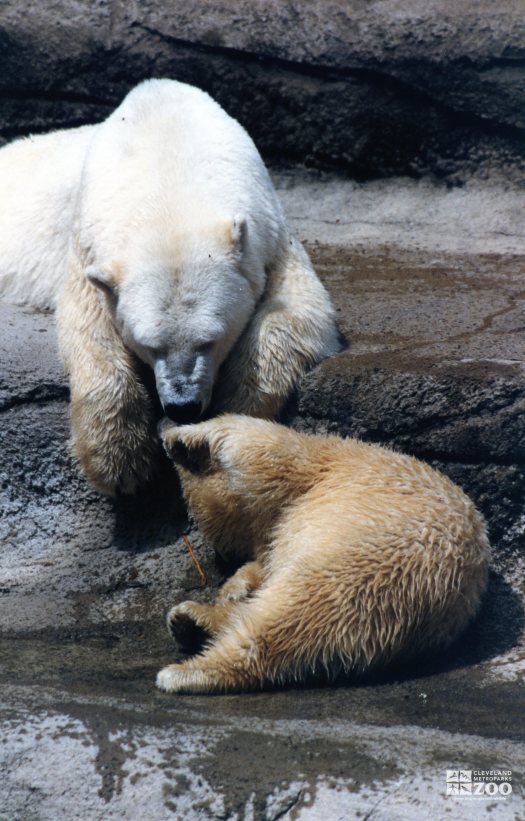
<box><xmin>78</xmin><ymin>79</ymin><xmax>286</xmax><ymax>284</ymax></box>
<box><xmin>0</xmin><ymin>125</ymin><xmax>95</xmax><ymax>308</ymax></box>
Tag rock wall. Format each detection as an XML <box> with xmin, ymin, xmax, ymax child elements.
<box><xmin>1</xmin><ymin>0</ymin><xmax>524</xmax><ymax>179</ymax></box>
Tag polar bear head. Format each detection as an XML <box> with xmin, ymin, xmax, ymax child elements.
<box><xmin>160</xmin><ymin>415</ymin><xmax>314</xmax><ymax>561</ymax></box>
<box><xmin>86</xmin><ymin>217</ymin><xmax>262</xmax><ymax>424</ymax></box>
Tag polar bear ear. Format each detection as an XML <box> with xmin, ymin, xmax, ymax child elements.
<box><xmin>85</xmin><ymin>266</ymin><xmax>116</xmax><ymax>297</ymax></box>
<box><xmin>165</xmin><ymin>437</ymin><xmax>212</xmax><ymax>475</ymax></box>
<box><xmin>229</xmin><ymin>215</ymin><xmax>246</xmax><ymax>252</ymax></box>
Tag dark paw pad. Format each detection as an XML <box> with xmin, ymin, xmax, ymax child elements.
<box><xmin>169</xmin><ymin>612</ymin><xmax>209</xmax><ymax>653</ymax></box>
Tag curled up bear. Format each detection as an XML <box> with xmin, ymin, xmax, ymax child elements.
<box><xmin>157</xmin><ymin>415</ymin><xmax>490</xmax><ymax>694</ymax></box>
<box><xmin>0</xmin><ymin>79</ymin><xmax>341</xmax><ymax>494</ymax></box>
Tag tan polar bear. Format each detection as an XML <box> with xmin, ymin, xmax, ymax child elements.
<box><xmin>0</xmin><ymin>79</ymin><xmax>340</xmax><ymax>495</ymax></box>
<box><xmin>157</xmin><ymin>415</ymin><xmax>489</xmax><ymax>694</ymax></box>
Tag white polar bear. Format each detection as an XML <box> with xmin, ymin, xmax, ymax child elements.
<box><xmin>0</xmin><ymin>79</ymin><xmax>341</xmax><ymax>495</ymax></box>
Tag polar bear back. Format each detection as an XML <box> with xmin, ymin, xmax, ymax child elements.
<box><xmin>0</xmin><ymin>125</ymin><xmax>95</xmax><ymax>308</ymax></box>
<box><xmin>78</xmin><ymin>79</ymin><xmax>287</xmax><ymax>272</ymax></box>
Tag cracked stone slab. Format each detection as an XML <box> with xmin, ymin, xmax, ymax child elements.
<box><xmin>275</xmin><ymin>169</ymin><xmax>525</xmax><ymax>257</ymax></box>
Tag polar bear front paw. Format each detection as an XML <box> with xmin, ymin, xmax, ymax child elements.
<box><xmin>73</xmin><ymin>428</ymin><xmax>160</xmax><ymax>496</ymax></box>
<box><xmin>218</xmin><ymin>561</ymin><xmax>264</xmax><ymax>603</ymax></box>
<box><xmin>70</xmin><ymin>385</ymin><xmax>161</xmax><ymax>496</ymax></box>
<box><xmin>220</xmin><ymin>574</ymin><xmax>255</xmax><ymax>603</ymax></box>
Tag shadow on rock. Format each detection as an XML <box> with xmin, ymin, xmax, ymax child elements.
<box><xmin>367</xmin><ymin>570</ymin><xmax>524</xmax><ymax>686</ymax></box>
<box><xmin>444</xmin><ymin>570</ymin><xmax>524</xmax><ymax>669</ymax></box>
<box><xmin>111</xmin><ymin>458</ymin><xmax>188</xmax><ymax>553</ymax></box>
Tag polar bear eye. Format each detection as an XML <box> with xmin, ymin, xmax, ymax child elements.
<box><xmin>196</xmin><ymin>341</ymin><xmax>214</xmax><ymax>355</ymax></box>
<box><xmin>85</xmin><ymin>267</ymin><xmax>117</xmax><ymax>299</ymax></box>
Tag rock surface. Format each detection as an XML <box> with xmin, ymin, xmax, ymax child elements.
<box><xmin>1</xmin><ymin>0</ymin><xmax>524</xmax><ymax>179</ymax></box>
<box><xmin>1</xmin><ymin>174</ymin><xmax>524</xmax><ymax>819</ymax></box>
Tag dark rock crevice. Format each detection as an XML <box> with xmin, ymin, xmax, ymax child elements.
<box><xmin>0</xmin><ymin>383</ymin><xmax>69</xmax><ymax>412</ymax></box>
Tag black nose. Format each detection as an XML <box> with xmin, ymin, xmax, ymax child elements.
<box><xmin>163</xmin><ymin>400</ymin><xmax>202</xmax><ymax>424</ymax></box>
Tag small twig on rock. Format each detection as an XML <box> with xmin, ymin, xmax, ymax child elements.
<box><xmin>182</xmin><ymin>533</ymin><xmax>207</xmax><ymax>587</ymax></box>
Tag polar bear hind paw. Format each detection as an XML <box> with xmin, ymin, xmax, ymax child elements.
<box><xmin>156</xmin><ymin>664</ymin><xmax>214</xmax><ymax>694</ymax></box>
<box><xmin>167</xmin><ymin>602</ymin><xmax>210</xmax><ymax>652</ymax></box>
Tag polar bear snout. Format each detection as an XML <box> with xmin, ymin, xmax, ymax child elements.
<box><xmin>163</xmin><ymin>399</ymin><xmax>202</xmax><ymax>424</ymax></box>
<box><xmin>153</xmin><ymin>353</ymin><xmax>212</xmax><ymax>424</ymax></box>
<box><xmin>155</xmin><ymin>374</ymin><xmax>204</xmax><ymax>423</ymax></box>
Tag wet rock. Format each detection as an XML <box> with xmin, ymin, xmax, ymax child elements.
<box><xmin>1</xmin><ymin>0</ymin><xmax>524</xmax><ymax>179</ymax></box>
